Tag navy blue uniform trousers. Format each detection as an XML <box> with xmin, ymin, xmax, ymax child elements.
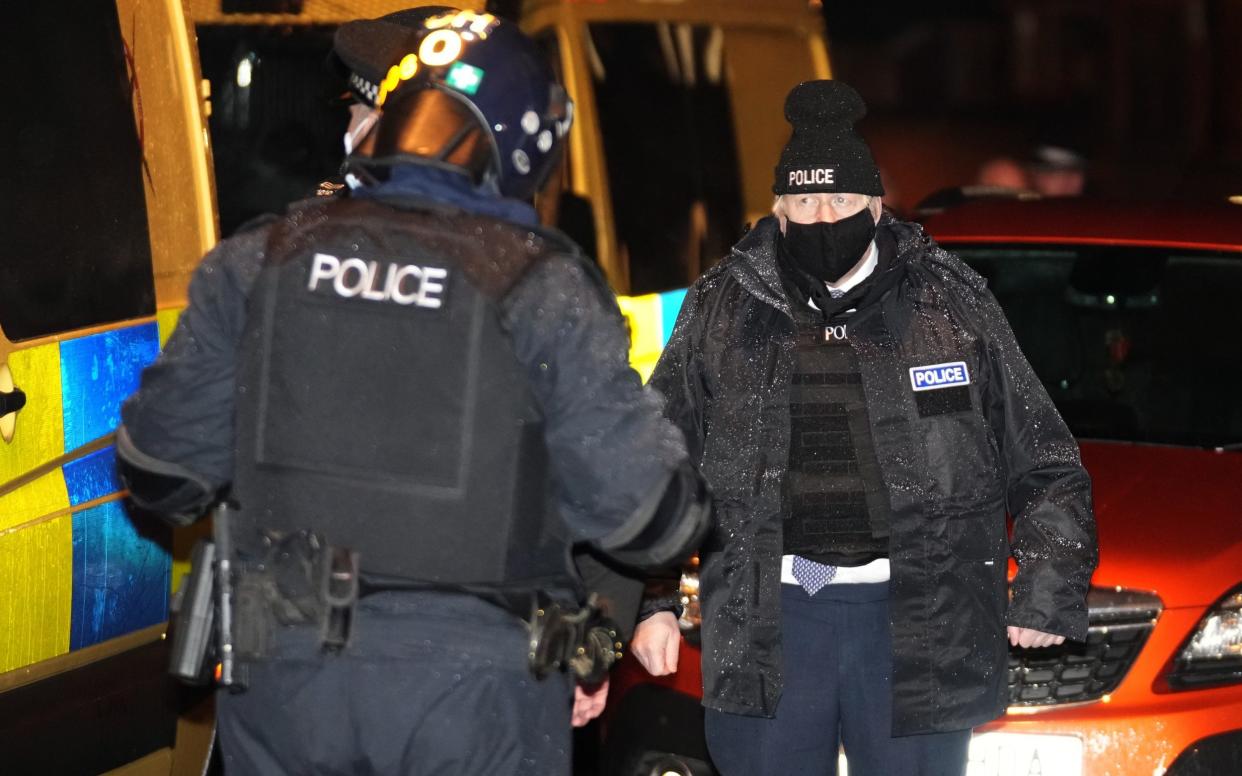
<box><xmin>705</xmin><ymin>582</ymin><xmax>971</xmax><ymax>776</ymax></box>
<box><xmin>216</xmin><ymin>591</ymin><xmax>572</xmax><ymax>775</ymax></box>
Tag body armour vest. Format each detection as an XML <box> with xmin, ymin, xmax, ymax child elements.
<box><xmin>783</xmin><ymin>311</ymin><xmax>891</xmax><ymax>567</ymax></box>
<box><xmin>232</xmin><ymin>196</ymin><xmax>569</xmax><ymax>588</ymax></box>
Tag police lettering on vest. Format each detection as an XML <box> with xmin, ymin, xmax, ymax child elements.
<box><xmin>789</xmin><ymin>167</ymin><xmax>835</xmax><ymax>187</ymax></box>
<box><xmin>307</xmin><ymin>252</ymin><xmax>448</xmax><ymax>309</ymax></box>
<box><xmin>909</xmin><ymin>361</ymin><xmax>971</xmax><ymax>392</ymax></box>
<box><xmin>824</xmin><ymin>324</ymin><xmax>848</xmax><ymax>342</ymax></box>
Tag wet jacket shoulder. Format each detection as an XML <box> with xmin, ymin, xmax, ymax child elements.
<box><xmin>497</xmin><ymin>222</ymin><xmax>690</xmax><ymax>545</ymax></box>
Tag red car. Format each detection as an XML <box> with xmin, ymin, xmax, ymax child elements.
<box><xmin>602</xmin><ymin>198</ymin><xmax>1242</xmax><ymax>776</ymax></box>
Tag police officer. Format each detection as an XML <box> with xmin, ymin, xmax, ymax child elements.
<box><xmin>630</xmin><ymin>80</ymin><xmax>1096</xmax><ymax>775</ymax></box>
<box><xmin>117</xmin><ymin>9</ymin><xmax>709</xmax><ymax>774</ymax></box>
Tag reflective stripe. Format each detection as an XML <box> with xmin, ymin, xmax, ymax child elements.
<box><xmin>156</xmin><ymin>307</ymin><xmax>182</xmax><ymax>346</ymax></box>
<box><xmin>617</xmin><ymin>293</ymin><xmax>664</xmax><ymax>381</ymax></box>
<box><xmin>0</xmin><ymin>341</ymin><xmax>72</xmax><ymax>671</ymax></box>
<box><xmin>660</xmin><ymin>288</ymin><xmax>688</xmax><ymax>345</ymax></box>
<box><xmin>0</xmin><ymin>321</ymin><xmax>170</xmax><ymax>673</ymax></box>
<box><xmin>617</xmin><ymin>288</ymin><xmax>689</xmax><ymax>381</ymax></box>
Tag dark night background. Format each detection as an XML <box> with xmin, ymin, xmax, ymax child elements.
<box><xmin>819</xmin><ymin>0</ymin><xmax>1242</xmax><ymax>212</ymax></box>
<box><xmin>482</xmin><ymin>0</ymin><xmax>1242</xmax><ymax>213</ymax></box>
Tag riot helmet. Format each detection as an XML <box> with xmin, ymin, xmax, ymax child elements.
<box><xmin>333</xmin><ymin>8</ymin><xmax>572</xmax><ymax>200</ymax></box>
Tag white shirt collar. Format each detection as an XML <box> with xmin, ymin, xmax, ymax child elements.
<box><xmin>827</xmin><ymin>239</ymin><xmax>879</xmax><ymax>294</ymax></box>
<box><xmin>804</xmin><ymin>239</ymin><xmax>879</xmax><ymax>311</ymax></box>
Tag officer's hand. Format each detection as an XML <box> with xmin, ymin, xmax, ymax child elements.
<box><xmin>631</xmin><ymin>611</ymin><xmax>680</xmax><ymax>676</ymax></box>
<box><xmin>572</xmin><ymin>677</ymin><xmax>609</xmax><ymax>727</ymax></box>
<box><xmin>1007</xmin><ymin>626</ymin><xmax>1066</xmax><ymax>649</ymax></box>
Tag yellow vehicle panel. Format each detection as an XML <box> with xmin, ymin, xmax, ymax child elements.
<box><xmin>523</xmin><ymin>0</ymin><xmax>831</xmax><ymax>295</ymax></box>
<box><xmin>185</xmin><ymin>0</ymin><xmax>481</xmax><ymax>24</ymax></box>
<box><xmin>0</xmin><ymin>343</ymin><xmax>72</xmax><ymax>673</ymax></box>
<box><xmin>1</xmin><ymin>1</ymin><xmax>831</xmax><ymax>772</ymax></box>
<box><xmin>616</xmin><ymin>289</ymin><xmax>688</xmax><ymax>381</ymax></box>
<box><xmin>122</xmin><ymin>0</ymin><xmax>220</xmax><ymax>307</ymax></box>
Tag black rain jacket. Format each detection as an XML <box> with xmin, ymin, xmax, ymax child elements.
<box><xmin>119</xmin><ymin>195</ymin><xmax>684</xmax><ymax>635</ymax></box>
<box><xmin>649</xmin><ymin>214</ymin><xmax>1097</xmax><ymax>734</ymax></box>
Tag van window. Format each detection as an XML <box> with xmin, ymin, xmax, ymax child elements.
<box><xmin>197</xmin><ymin>25</ymin><xmax>350</xmax><ymax>236</ymax></box>
<box><xmin>0</xmin><ymin>4</ymin><xmax>154</xmax><ymax>342</ymax></box>
<box><xmin>586</xmin><ymin>23</ymin><xmax>744</xmax><ymax>295</ymax></box>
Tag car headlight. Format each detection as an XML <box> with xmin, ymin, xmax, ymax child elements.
<box><xmin>1169</xmin><ymin>585</ymin><xmax>1242</xmax><ymax>689</ymax></box>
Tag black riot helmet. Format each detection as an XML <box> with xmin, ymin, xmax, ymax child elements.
<box><xmin>333</xmin><ymin>8</ymin><xmax>572</xmax><ymax>200</ymax></box>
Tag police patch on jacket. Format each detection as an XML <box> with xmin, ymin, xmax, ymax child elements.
<box><xmin>307</xmin><ymin>252</ymin><xmax>449</xmax><ymax>309</ymax></box>
<box><xmin>909</xmin><ymin>360</ymin><xmax>972</xmax><ymax>416</ymax></box>
<box><xmin>823</xmin><ymin>322</ymin><xmax>848</xmax><ymax>343</ymax></box>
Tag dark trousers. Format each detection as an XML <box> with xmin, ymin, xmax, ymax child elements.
<box><xmin>704</xmin><ymin>583</ymin><xmax>971</xmax><ymax>776</ymax></box>
<box><xmin>216</xmin><ymin>592</ymin><xmax>572</xmax><ymax>775</ymax></box>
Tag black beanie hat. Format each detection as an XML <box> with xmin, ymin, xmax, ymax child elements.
<box><xmin>773</xmin><ymin>80</ymin><xmax>884</xmax><ymax>196</ymax></box>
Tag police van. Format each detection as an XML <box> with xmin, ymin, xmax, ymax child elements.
<box><xmin>0</xmin><ymin>1</ymin><xmax>829</xmax><ymax>772</ymax></box>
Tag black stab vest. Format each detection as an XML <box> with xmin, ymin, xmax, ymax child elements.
<box><xmin>782</xmin><ymin>311</ymin><xmax>891</xmax><ymax>566</ymax></box>
<box><xmin>233</xmin><ymin>197</ymin><xmax>569</xmax><ymax>588</ymax></box>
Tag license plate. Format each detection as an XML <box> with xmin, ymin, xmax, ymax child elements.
<box><xmin>966</xmin><ymin>732</ymin><xmax>1083</xmax><ymax>776</ymax></box>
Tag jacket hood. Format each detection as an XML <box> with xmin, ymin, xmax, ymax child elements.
<box><xmin>727</xmin><ymin>215</ymin><xmax>793</xmax><ymax>316</ymax></box>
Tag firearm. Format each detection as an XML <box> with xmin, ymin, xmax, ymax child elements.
<box><xmin>167</xmin><ymin>502</ymin><xmax>247</xmax><ymax>689</ymax></box>
<box><xmin>214</xmin><ymin>501</ymin><xmax>246</xmax><ymax>690</ymax></box>
<box><xmin>168</xmin><ymin>539</ymin><xmax>216</xmax><ymax>684</ymax></box>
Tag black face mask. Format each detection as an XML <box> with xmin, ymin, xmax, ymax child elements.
<box><xmin>781</xmin><ymin>207</ymin><xmax>877</xmax><ymax>283</ymax></box>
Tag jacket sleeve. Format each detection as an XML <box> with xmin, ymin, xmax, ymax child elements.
<box><xmin>634</xmin><ymin>280</ymin><xmax>711</xmax><ymax>617</ymax></box>
<box><xmin>573</xmin><ymin>547</ymin><xmax>646</xmax><ymax>641</ymax></box>
<box><xmin>117</xmin><ymin>230</ymin><xmax>265</xmax><ymax>522</ymax></box>
<box><xmin>647</xmin><ymin>281</ymin><xmax>708</xmax><ymax>466</ymax></box>
<box><xmin>502</xmin><ymin>254</ymin><xmax>692</xmax><ymax>547</ymax></box>
<box><xmin>968</xmin><ymin>267</ymin><xmax>1098</xmax><ymax>641</ymax></box>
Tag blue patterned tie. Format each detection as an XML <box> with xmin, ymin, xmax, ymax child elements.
<box><xmin>792</xmin><ymin>556</ymin><xmax>837</xmax><ymax>596</ymax></box>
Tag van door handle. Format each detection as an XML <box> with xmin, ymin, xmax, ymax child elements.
<box><xmin>1</xmin><ymin>362</ymin><xmax>24</xmax><ymax>443</ymax></box>
<box><xmin>0</xmin><ymin>386</ymin><xmax>25</xmax><ymax>415</ymax></box>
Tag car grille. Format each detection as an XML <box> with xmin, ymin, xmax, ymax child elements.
<box><xmin>1008</xmin><ymin>588</ymin><xmax>1162</xmax><ymax>707</ymax></box>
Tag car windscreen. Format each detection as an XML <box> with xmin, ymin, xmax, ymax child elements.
<box><xmin>953</xmin><ymin>245</ymin><xmax>1242</xmax><ymax>448</ymax></box>
<box><xmin>196</xmin><ymin>25</ymin><xmax>350</xmax><ymax>237</ymax></box>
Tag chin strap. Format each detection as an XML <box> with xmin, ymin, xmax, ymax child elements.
<box><xmin>342</xmin><ymin>106</ymin><xmax>380</xmax><ymax>156</ymax></box>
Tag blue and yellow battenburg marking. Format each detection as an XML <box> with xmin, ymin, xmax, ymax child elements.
<box><xmin>0</xmin><ymin>285</ymin><xmax>686</xmax><ymax>674</ymax></box>
<box><xmin>0</xmin><ymin>322</ymin><xmax>169</xmax><ymax>672</ymax></box>
<box><xmin>376</xmin><ymin>11</ymin><xmax>499</xmax><ymax>107</ymax></box>
<box><xmin>617</xmin><ymin>288</ymin><xmax>688</xmax><ymax>382</ymax></box>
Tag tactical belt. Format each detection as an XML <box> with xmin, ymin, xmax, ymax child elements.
<box><xmin>357</xmin><ymin>573</ymin><xmax>622</xmax><ymax>684</ymax></box>
<box><xmin>170</xmin><ymin>518</ymin><xmax>620</xmax><ymax>687</ymax></box>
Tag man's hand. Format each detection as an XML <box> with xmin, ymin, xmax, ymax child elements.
<box><xmin>631</xmin><ymin>611</ymin><xmax>681</xmax><ymax>676</ymax></box>
<box><xmin>1007</xmin><ymin>626</ymin><xmax>1066</xmax><ymax>649</ymax></box>
<box><xmin>572</xmin><ymin>677</ymin><xmax>609</xmax><ymax>727</ymax></box>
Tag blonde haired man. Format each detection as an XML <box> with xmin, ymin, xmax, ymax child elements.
<box><xmin>631</xmin><ymin>80</ymin><xmax>1096</xmax><ymax>776</ymax></box>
